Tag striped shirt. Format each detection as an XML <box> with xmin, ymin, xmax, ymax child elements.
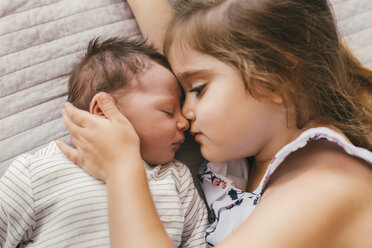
<box><xmin>0</xmin><ymin>142</ymin><xmax>208</xmax><ymax>248</ymax></box>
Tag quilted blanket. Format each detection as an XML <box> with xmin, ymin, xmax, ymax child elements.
<box><xmin>0</xmin><ymin>0</ymin><xmax>371</xmax><ymax>177</ymax></box>
<box><xmin>0</xmin><ymin>0</ymin><xmax>141</xmax><ymax>175</ymax></box>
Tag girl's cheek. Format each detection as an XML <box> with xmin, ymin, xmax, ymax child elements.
<box><xmin>194</xmin><ymin>101</ymin><xmax>209</xmax><ymax>121</ymax></box>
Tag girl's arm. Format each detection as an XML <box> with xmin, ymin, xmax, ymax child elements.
<box><xmin>106</xmin><ymin>158</ymin><xmax>173</xmax><ymax>248</ymax></box>
<box><xmin>127</xmin><ymin>0</ymin><xmax>174</xmax><ymax>53</ymax></box>
<box><xmin>58</xmin><ymin>93</ymin><xmax>173</xmax><ymax>248</ymax></box>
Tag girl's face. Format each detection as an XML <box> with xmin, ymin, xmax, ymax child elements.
<box><xmin>169</xmin><ymin>47</ymin><xmax>293</xmax><ymax>163</ymax></box>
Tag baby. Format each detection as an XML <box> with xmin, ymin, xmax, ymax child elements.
<box><xmin>0</xmin><ymin>37</ymin><xmax>208</xmax><ymax>248</ymax></box>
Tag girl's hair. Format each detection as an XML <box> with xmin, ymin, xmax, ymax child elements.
<box><xmin>68</xmin><ymin>37</ymin><xmax>170</xmax><ymax>111</ymax></box>
<box><xmin>164</xmin><ymin>0</ymin><xmax>372</xmax><ymax>150</ymax></box>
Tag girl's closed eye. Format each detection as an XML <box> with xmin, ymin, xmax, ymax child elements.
<box><xmin>189</xmin><ymin>84</ymin><xmax>207</xmax><ymax>97</ymax></box>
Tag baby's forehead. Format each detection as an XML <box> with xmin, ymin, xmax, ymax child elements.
<box><xmin>129</xmin><ymin>61</ymin><xmax>181</xmax><ymax>95</ymax></box>
<box><xmin>111</xmin><ymin>60</ymin><xmax>181</xmax><ymax>109</ymax></box>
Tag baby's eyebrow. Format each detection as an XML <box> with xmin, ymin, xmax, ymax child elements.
<box><xmin>157</xmin><ymin>95</ymin><xmax>180</xmax><ymax>105</ymax></box>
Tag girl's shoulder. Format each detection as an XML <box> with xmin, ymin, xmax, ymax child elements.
<box><xmin>260</xmin><ymin>127</ymin><xmax>372</xmax><ymax>247</ymax></box>
<box><xmin>264</xmin><ymin>126</ymin><xmax>372</xmax><ymax>201</ymax></box>
<box><xmin>266</xmin><ymin>130</ymin><xmax>372</xmax><ymax>196</ymax></box>
<box><xmin>259</xmin><ymin>127</ymin><xmax>372</xmax><ymax>193</ymax></box>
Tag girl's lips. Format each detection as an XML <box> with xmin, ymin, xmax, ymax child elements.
<box><xmin>190</xmin><ymin>131</ymin><xmax>203</xmax><ymax>142</ymax></box>
<box><xmin>190</xmin><ymin>131</ymin><xmax>200</xmax><ymax>136</ymax></box>
<box><xmin>194</xmin><ymin>133</ymin><xmax>202</xmax><ymax>142</ymax></box>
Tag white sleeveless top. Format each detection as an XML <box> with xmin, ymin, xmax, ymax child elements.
<box><xmin>199</xmin><ymin>127</ymin><xmax>372</xmax><ymax>247</ymax></box>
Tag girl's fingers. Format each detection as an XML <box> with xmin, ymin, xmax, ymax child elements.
<box><xmin>64</xmin><ymin>102</ymin><xmax>97</xmax><ymax>128</ymax></box>
<box><xmin>62</xmin><ymin>108</ymin><xmax>88</xmax><ymax>137</ymax></box>
<box><xmin>96</xmin><ymin>92</ymin><xmax>125</xmax><ymax>123</ymax></box>
<box><xmin>70</xmin><ymin>135</ymin><xmax>84</xmax><ymax>152</ymax></box>
<box><xmin>56</xmin><ymin>140</ymin><xmax>82</xmax><ymax>165</ymax></box>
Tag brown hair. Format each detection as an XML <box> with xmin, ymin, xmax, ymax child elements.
<box><xmin>164</xmin><ymin>0</ymin><xmax>372</xmax><ymax>150</ymax></box>
<box><xmin>68</xmin><ymin>37</ymin><xmax>170</xmax><ymax>110</ymax></box>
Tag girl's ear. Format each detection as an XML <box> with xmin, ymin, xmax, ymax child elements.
<box><xmin>89</xmin><ymin>93</ymin><xmax>116</xmax><ymax>117</ymax></box>
<box><xmin>271</xmin><ymin>92</ymin><xmax>285</xmax><ymax>104</ymax></box>
<box><xmin>271</xmin><ymin>79</ymin><xmax>297</xmax><ymax>105</ymax></box>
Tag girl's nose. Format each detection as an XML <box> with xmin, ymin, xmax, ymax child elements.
<box><xmin>181</xmin><ymin>96</ymin><xmax>195</xmax><ymax>121</ymax></box>
<box><xmin>177</xmin><ymin>114</ymin><xmax>190</xmax><ymax>131</ymax></box>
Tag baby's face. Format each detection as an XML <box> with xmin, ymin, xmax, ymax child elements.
<box><xmin>114</xmin><ymin>62</ymin><xmax>189</xmax><ymax>165</ymax></box>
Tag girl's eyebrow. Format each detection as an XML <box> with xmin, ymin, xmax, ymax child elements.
<box><xmin>176</xmin><ymin>69</ymin><xmax>212</xmax><ymax>85</ymax></box>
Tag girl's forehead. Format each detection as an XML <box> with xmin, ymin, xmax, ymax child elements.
<box><xmin>169</xmin><ymin>45</ymin><xmax>209</xmax><ymax>69</ymax></box>
<box><xmin>168</xmin><ymin>41</ymin><xmax>191</xmax><ymax>60</ymax></box>
<box><xmin>169</xmin><ymin>45</ymin><xmax>226</xmax><ymax>75</ymax></box>
<box><xmin>167</xmin><ymin>33</ymin><xmax>202</xmax><ymax>60</ymax></box>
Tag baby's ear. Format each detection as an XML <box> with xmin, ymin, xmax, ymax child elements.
<box><xmin>89</xmin><ymin>92</ymin><xmax>116</xmax><ymax>117</ymax></box>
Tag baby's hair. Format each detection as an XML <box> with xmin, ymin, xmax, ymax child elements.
<box><xmin>164</xmin><ymin>0</ymin><xmax>372</xmax><ymax>149</ymax></box>
<box><xmin>68</xmin><ymin>37</ymin><xmax>170</xmax><ymax>111</ymax></box>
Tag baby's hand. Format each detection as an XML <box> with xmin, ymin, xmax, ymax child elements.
<box><xmin>57</xmin><ymin>92</ymin><xmax>140</xmax><ymax>181</ymax></box>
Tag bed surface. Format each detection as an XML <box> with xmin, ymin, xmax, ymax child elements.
<box><xmin>0</xmin><ymin>0</ymin><xmax>141</xmax><ymax>176</ymax></box>
<box><xmin>0</xmin><ymin>0</ymin><xmax>371</xmax><ymax>177</ymax></box>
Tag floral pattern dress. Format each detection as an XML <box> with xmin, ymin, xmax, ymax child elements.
<box><xmin>199</xmin><ymin>127</ymin><xmax>372</xmax><ymax>247</ymax></box>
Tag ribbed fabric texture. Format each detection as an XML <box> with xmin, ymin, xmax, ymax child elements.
<box><xmin>0</xmin><ymin>142</ymin><xmax>208</xmax><ymax>248</ymax></box>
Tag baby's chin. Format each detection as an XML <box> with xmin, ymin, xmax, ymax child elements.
<box><xmin>143</xmin><ymin>153</ymin><xmax>175</xmax><ymax>166</ymax></box>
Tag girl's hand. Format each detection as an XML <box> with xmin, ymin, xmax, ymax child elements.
<box><xmin>57</xmin><ymin>92</ymin><xmax>140</xmax><ymax>181</ymax></box>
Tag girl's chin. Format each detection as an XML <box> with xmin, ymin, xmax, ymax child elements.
<box><xmin>200</xmin><ymin>147</ymin><xmax>224</xmax><ymax>163</ymax></box>
<box><xmin>201</xmin><ymin>146</ymin><xmax>242</xmax><ymax>163</ymax></box>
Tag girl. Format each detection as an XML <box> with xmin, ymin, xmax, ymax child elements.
<box><xmin>58</xmin><ymin>0</ymin><xmax>372</xmax><ymax>247</ymax></box>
